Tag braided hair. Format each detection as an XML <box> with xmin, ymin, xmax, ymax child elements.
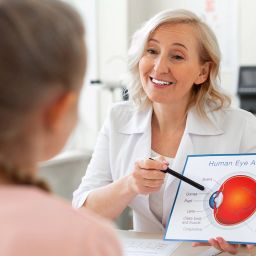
<box><xmin>0</xmin><ymin>161</ymin><xmax>51</xmax><ymax>192</ymax></box>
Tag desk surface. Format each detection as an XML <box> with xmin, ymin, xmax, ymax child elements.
<box><xmin>119</xmin><ymin>230</ymin><xmax>256</xmax><ymax>256</ymax></box>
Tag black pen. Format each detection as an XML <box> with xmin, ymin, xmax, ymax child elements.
<box><xmin>149</xmin><ymin>158</ymin><xmax>205</xmax><ymax>191</ymax></box>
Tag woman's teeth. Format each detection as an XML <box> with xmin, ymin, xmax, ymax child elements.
<box><xmin>152</xmin><ymin>78</ymin><xmax>175</xmax><ymax>85</ymax></box>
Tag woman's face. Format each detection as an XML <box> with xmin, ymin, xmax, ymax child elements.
<box><xmin>139</xmin><ymin>23</ymin><xmax>209</xmax><ymax>106</ymax></box>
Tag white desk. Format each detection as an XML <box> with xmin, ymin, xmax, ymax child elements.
<box><xmin>119</xmin><ymin>230</ymin><xmax>256</xmax><ymax>256</ymax></box>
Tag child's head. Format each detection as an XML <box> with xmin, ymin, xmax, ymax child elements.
<box><xmin>0</xmin><ymin>0</ymin><xmax>86</xmax><ymax>186</ymax></box>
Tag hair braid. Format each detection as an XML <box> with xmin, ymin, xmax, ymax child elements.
<box><xmin>0</xmin><ymin>162</ymin><xmax>51</xmax><ymax>192</ymax></box>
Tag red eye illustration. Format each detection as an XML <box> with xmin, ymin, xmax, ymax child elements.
<box><xmin>209</xmin><ymin>175</ymin><xmax>256</xmax><ymax>225</ymax></box>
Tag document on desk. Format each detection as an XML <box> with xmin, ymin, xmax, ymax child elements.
<box><xmin>122</xmin><ymin>238</ymin><xmax>181</xmax><ymax>256</ymax></box>
<box><xmin>165</xmin><ymin>153</ymin><xmax>256</xmax><ymax>245</ymax></box>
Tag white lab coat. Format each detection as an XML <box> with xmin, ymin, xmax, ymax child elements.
<box><xmin>73</xmin><ymin>101</ymin><xmax>256</xmax><ymax>232</ymax></box>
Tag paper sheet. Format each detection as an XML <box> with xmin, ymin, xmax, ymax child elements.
<box><xmin>122</xmin><ymin>238</ymin><xmax>180</xmax><ymax>256</ymax></box>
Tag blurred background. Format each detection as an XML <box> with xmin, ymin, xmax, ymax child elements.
<box><xmin>39</xmin><ymin>0</ymin><xmax>256</xmax><ymax>229</ymax></box>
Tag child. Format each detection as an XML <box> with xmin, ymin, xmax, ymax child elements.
<box><xmin>0</xmin><ymin>0</ymin><xmax>122</xmax><ymax>255</ymax></box>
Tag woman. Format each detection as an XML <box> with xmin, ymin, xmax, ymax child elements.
<box><xmin>0</xmin><ymin>0</ymin><xmax>121</xmax><ymax>255</ymax></box>
<box><xmin>73</xmin><ymin>9</ymin><xmax>256</xmax><ymax>254</ymax></box>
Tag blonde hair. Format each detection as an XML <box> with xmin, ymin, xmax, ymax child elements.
<box><xmin>125</xmin><ymin>9</ymin><xmax>230</xmax><ymax>116</ymax></box>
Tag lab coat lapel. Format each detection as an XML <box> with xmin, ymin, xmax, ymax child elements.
<box><xmin>134</xmin><ymin>136</ymin><xmax>166</xmax><ymax>231</ymax></box>
<box><xmin>121</xmin><ymin>106</ymin><xmax>153</xmax><ymax>166</ymax></box>
<box><xmin>122</xmin><ymin>106</ymin><xmax>165</xmax><ymax>230</ymax></box>
<box><xmin>127</xmin><ymin>123</ymin><xmax>162</xmax><ymax>229</ymax></box>
<box><xmin>166</xmin><ymin>128</ymin><xmax>194</xmax><ymax>187</ymax></box>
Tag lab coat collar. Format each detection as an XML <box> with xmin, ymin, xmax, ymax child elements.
<box><xmin>117</xmin><ymin>105</ymin><xmax>152</xmax><ymax>134</ymax></box>
<box><xmin>118</xmin><ymin>104</ymin><xmax>224</xmax><ymax>136</ymax></box>
<box><xmin>186</xmin><ymin>106</ymin><xmax>224</xmax><ymax>136</ymax></box>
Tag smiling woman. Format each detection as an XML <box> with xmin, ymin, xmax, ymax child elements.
<box><xmin>73</xmin><ymin>9</ymin><xmax>256</xmax><ymax>255</ymax></box>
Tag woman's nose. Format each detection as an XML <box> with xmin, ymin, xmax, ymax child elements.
<box><xmin>153</xmin><ymin>56</ymin><xmax>170</xmax><ymax>74</ymax></box>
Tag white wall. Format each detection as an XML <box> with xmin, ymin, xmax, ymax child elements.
<box><xmin>97</xmin><ymin>0</ymin><xmax>128</xmax><ymax>83</ymax></box>
<box><xmin>61</xmin><ymin>0</ymin><xmax>100</xmax><ymax>151</ymax></box>
<box><xmin>62</xmin><ymin>0</ymin><xmax>129</xmax><ymax>151</ymax></box>
<box><xmin>239</xmin><ymin>0</ymin><xmax>256</xmax><ymax>65</ymax></box>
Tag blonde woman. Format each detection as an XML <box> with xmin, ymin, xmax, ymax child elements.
<box><xmin>73</xmin><ymin>9</ymin><xmax>256</xmax><ymax>254</ymax></box>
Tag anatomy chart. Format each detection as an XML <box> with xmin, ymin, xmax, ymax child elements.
<box><xmin>164</xmin><ymin>154</ymin><xmax>256</xmax><ymax>244</ymax></box>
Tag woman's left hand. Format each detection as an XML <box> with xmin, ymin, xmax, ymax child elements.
<box><xmin>192</xmin><ymin>237</ymin><xmax>255</xmax><ymax>255</ymax></box>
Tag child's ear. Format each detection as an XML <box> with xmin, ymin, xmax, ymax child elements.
<box><xmin>194</xmin><ymin>62</ymin><xmax>211</xmax><ymax>85</ymax></box>
<box><xmin>44</xmin><ymin>91</ymin><xmax>77</xmax><ymax>132</ymax></box>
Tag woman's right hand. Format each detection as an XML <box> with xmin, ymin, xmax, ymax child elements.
<box><xmin>127</xmin><ymin>158</ymin><xmax>168</xmax><ymax>195</ymax></box>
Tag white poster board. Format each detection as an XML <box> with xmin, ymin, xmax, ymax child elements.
<box><xmin>165</xmin><ymin>154</ymin><xmax>256</xmax><ymax>244</ymax></box>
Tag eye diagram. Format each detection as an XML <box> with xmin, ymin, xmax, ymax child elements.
<box><xmin>209</xmin><ymin>175</ymin><xmax>256</xmax><ymax>225</ymax></box>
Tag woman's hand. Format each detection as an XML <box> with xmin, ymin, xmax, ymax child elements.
<box><xmin>192</xmin><ymin>237</ymin><xmax>255</xmax><ymax>255</ymax></box>
<box><xmin>127</xmin><ymin>158</ymin><xmax>168</xmax><ymax>195</ymax></box>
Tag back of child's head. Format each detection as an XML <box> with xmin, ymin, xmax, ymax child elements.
<box><xmin>0</xmin><ymin>0</ymin><xmax>86</xmax><ymax>115</ymax></box>
<box><xmin>0</xmin><ymin>0</ymin><xmax>86</xmax><ymax>190</ymax></box>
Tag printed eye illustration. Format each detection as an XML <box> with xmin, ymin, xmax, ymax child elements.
<box><xmin>209</xmin><ymin>175</ymin><xmax>256</xmax><ymax>225</ymax></box>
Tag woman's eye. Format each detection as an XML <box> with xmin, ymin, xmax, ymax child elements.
<box><xmin>146</xmin><ymin>48</ymin><xmax>157</xmax><ymax>55</ymax></box>
<box><xmin>171</xmin><ymin>55</ymin><xmax>184</xmax><ymax>60</ymax></box>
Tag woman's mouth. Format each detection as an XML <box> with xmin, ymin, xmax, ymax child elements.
<box><xmin>150</xmin><ymin>77</ymin><xmax>176</xmax><ymax>86</ymax></box>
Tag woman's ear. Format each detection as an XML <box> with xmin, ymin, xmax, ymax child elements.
<box><xmin>44</xmin><ymin>91</ymin><xmax>77</xmax><ymax>133</ymax></box>
<box><xmin>194</xmin><ymin>62</ymin><xmax>211</xmax><ymax>85</ymax></box>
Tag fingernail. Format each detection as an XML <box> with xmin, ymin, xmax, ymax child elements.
<box><xmin>162</xmin><ymin>160</ymin><xmax>169</xmax><ymax>164</ymax></box>
<box><xmin>162</xmin><ymin>164</ymin><xmax>168</xmax><ymax>170</ymax></box>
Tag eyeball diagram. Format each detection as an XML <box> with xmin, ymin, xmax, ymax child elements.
<box><xmin>209</xmin><ymin>175</ymin><xmax>256</xmax><ymax>225</ymax></box>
